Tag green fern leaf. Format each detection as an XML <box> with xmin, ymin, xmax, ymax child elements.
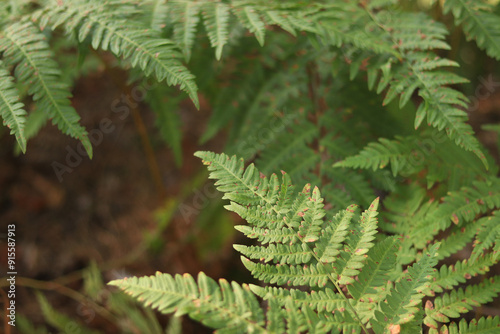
<box><xmin>410</xmin><ymin>177</ymin><xmax>500</xmax><ymax>244</ymax></box>
<box><xmin>434</xmin><ymin>218</ymin><xmax>484</xmax><ymax>261</ymax></box>
<box><xmin>202</xmin><ymin>2</ymin><xmax>230</xmax><ymax>60</ymax></box>
<box><xmin>235</xmin><ymin>224</ymin><xmax>297</xmax><ymax>245</ymax></box>
<box><xmin>0</xmin><ymin>22</ymin><xmax>92</xmax><ymax>157</ymax></box>
<box><xmin>251</xmin><ymin>285</ymin><xmax>347</xmax><ymax>314</ymax></box>
<box><xmin>444</xmin><ymin>0</ymin><xmax>500</xmax><ymax>60</ymax></box>
<box><xmin>335</xmin><ymin>198</ymin><xmax>380</xmax><ymax>285</ymax></box>
<box><xmin>372</xmin><ymin>243</ymin><xmax>439</xmax><ymax>331</ymax></box>
<box><xmin>425</xmin><ymin>254</ymin><xmax>498</xmax><ymax>296</ymax></box>
<box><xmin>334</xmin><ymin>137</ymin><xmax>414</xmax><ymax>176</ymax></box>
<box><xmin>232</xmin><ymin>5</ymin><xmax>266</xmax><ymax>46</ymax></box>
<box><xmin>34</xmin><ymin>0</ymin><xmax>199</xmax><ymax>108</ymax></box>
<box><xmin>349</xmin><ymin>236</ymin><xmax>399</xmax><ymax>301</ymax></box>
<box><xmin>361</xmin><ymin>7</ymin><xmax>488</xmax><ymax>167</ymax></box>
<box><xmin>145</xmin><ymin>0</ymin><xmax>169</xmax><ymax>31</ymax></box>
<box><xmin>170</xmin><ymin>1</ymin><xmax>201</xmax><ymax>61</ymax></box>
<box><xmin>109</xmin><ymin>271</ymin><xmax>266</xmax><ymax>333</ymax></box>
<box><xmin>234</xmin><ymin>243</ymin><xmax>312</xmax><ymax>265</ymax></box>
<box><xmin>441</xmin><ymin>316</ymin><xmax>500</xmax><ymax>334</ymax></box>
<box><xmin>471</xmin><ymin>211</ymin><xmax>500</xmax><ymax>262</ymax></box>
<box><xmin>0</xmin><ymin>60</ymin><xmax>26</xmax><ymax>152</ymax></box>
<box><xmin>313</xmin><ymin>205</ymin><xmax>357</xmax><ymax>264</ymax></box>
<box><xmin>241</xmin><ymin>256</ymin><xmax>332</xmax><ymax>287</ymax></box>
<box><xmin>424</xmin><ymin>277</ymin><xmax>500</xmax><ymax>328</ymax></box>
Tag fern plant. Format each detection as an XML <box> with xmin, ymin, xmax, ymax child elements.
<box><xmin>3</xmin><ymin>0</ymin><xmax>500</xmax><ymax>332</ymax></box>
<box><xmin>109</xmin><ymin>152</ymin><xmax>500</xmax><ymax>333</ymax></box>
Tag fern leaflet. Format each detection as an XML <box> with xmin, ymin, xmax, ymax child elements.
<box><xmin>0</xmin><ymin>60</ymin><xmax>26</xmax><ymax>152</ymax></box>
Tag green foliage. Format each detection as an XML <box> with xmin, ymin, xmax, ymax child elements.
<box><xmin>4</xmin><ymin>0</ymin><xmax>500</xmax><ymax>333</ymax></box>
<box><xmin>110</xmin><ymin>152</ymin><xmax>443</xmax><ymax>333</ymax></box>
<box><xmin>444</xmin><ymin>0</ymin><xmax>500</xmax><ymax>60</ymax></box>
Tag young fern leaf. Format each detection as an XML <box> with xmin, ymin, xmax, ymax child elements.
<box><xmin>444</xmin><ymin>0</ymin><xmax>500</xmax><ymax>60</ymax></box>
<box><xmin>0</xmin><ymin>60</ymin><xmax>26</xmax><ymax>152</ymax></box>
<box><xmin>371</xmin><ymin>243</ymin><xmax>440</xmax><ymax>332</ymax></box>
<box><xmin>349</xmin><ymin>237</ymin><xmax>399</xmax><ymax>319</ymax></box>
<box><xmin>33</xmin><ymin>0</ymin><xmax>199</xmax><ymax>108</ymax></box>
<box><xmin>0</xmin><ymin>22</ymin><xmax>91</xmax><ymax>156</ymax></box>
<box><xmin>335</xmin><ymin>199</ymin><xmax>380</xmax><ymax>285</ymax></box>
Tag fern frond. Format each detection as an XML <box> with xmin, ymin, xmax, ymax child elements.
<box><xmin>234</xmin><ymin>224</ymin><xmax>297</xmax><ymax>245</ymax></box>
<box><xmin>371</xmin><ymin>243</ymin><xmax>439</xmax><ymax>331</ymax></box>
<box><xmin>234</xmin><ymin>243</ymin><xmax>312</xmax><ymax>265</ymax></box>
<box><xmin>202</xmin><ymin>2</ymin><xmax>231</xmax><ymax>60</ymax></box>
<box><xmin>361</xmin><ymin>7</ymin><xmax>488</xmax><ymax>167</ymax></box>
<box><xmin>0</xmin><ymin>21</ymin><xmax>91</xmax><ymax>156</ymax></box>
<box><xmin>141</xmin><ymin>0</ymin><xmax>168</xmax><ymax>31</ymax></box>
<box><xmin>349</xmin><ymin>236</ymin><xmax>399</xmax><ymax>301</ymax></box>
<box><xmin>335</xmin><ymin>198</ymin><xmax>380</xmax><ymax>285</ymax></box>
<box><xmin>170</xmin><ymin>1</ymin><xmax>200</xmax><ymax>61</ymax></box>
<box><xmin>109</xmin><ymin>271</ymin><xmax>267</xmax><ymax>333</ymax></box>
<box><xmin>241</xmin><ymin>256</ymin><xmax>332</xmax><ymax>288</ymax></box>
<box><xmin>195</xmin><ymin>151</ymin><xmax>371</xmax><ymax>331</ymax></box>
<box><xmin>0</xmin><ymin>60</ymin><xmax>26</xmax><ymax>152</ymax></box>
<box><xmin>444</xmin><ymin>0</ymin><xmax>500</xmax><ymax>60</ymax></box>
<box><xmin>334</xmin><ymin>136</ymin><xmax>415</xmax><ymax>177</ymax></box>
<box><xmin>434</xmin><ymin>218</ymin><xmax>483</xmax><ymax>261</ymax></box>
<box><xmin>34</xmin><ymin>0</ymin><xmax>199</xmax><ymax>108</ymax></box>
<box><xmin>251</xmin><ymin>285</ymin><xmax>347</xmax><ymax>314</ymax></box>
<box><xmin>410</xmin><ymin>177</ymin><xmax>500</xmax><ymax>244</ymax></box>
<box><xmin>232</xmin><ymin>4</ymin><xmax>266</xmax><ymax>46</ymax></box>
<box><xmin>440</xmin><ymin>316</ymin><xmax>500</xmax><ymax>334</ymax></box>
<box><xmin>424</xmin><ymin>277</ymin><xmax>500</xmax><ymax>328</ymax></box>
<box><xmin>471</xmin><ymin>211</ymin><xmax>500</xmax><ymax>262</ymax></box>
<box><xmin>335</xmin><ymin>130</ymin><xmax>492</xmax><ymax>190</ymax></box>
<box><xmin>425</xmin><ymin>254</ymin><xmax>498</xmax><ymax>296</ymax></box>
<box><xmin>313</xmin><ymin>205</ymin><xmax>357</xmax><ymax>264</ymax></box>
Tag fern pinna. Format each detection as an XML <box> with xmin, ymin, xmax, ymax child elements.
<box><xmin>110</xmin><ymin>151</ymin><xmax>455</xmax><ymax>334</ymax></box>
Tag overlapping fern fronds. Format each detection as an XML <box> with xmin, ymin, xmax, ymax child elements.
<box><xmin>0</xmin><ymin>21</ymin><xmax>91</xmax><ymax>155</ymax></box>
<box><xmin>444</xmin><ymin>0</ymin><xmax>500</xmax><ymax>60</ymax></box>
<box><xmin>32</xmin><ymin>0</ymin><xmax>199</xmax><ymax>108</ymax></box>
<box><xmin>110</xmin><ymin>151</ymin><xmax>443</xmax><ymax>333</ymax></box>
<box><xmin>353</xmin><ymin>7</ymin><xmax>488</xmax><ymax>168</ymax></box>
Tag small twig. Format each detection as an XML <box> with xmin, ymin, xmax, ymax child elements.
<box><xmin>11</xmin><ymin>277</ymin><xmax>117</xmax><ymax>326</ymax></box>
